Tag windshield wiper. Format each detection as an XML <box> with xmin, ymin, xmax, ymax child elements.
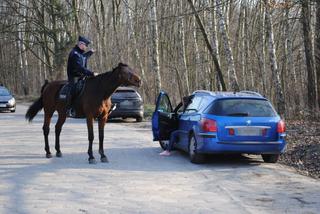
<box><xmin>227</xmin><ymin>112</ymin><xmax>249</xmax><ymax>116</ymax></box>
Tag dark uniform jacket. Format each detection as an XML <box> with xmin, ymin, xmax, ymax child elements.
<box><xmin>67</xmin><ymin>45</ymin><xmax>94</xmax><ymax>84</ymax></box>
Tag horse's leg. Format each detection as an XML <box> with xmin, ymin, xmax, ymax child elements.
<box><xmin>98</xmin><ymin>117</ymin><xmax>108</xmax><ymax>163</ymax></box>
<box><xmin>43</xmin><ymin>111</ymin><xmax>54</xmax><ymax>158</ymax></box>
<box><xmin>55</xmin><ymin>111</ymin><xmax>66</xmax><ymax>157</ymax></box>
<box><xmin>86</xmin><ymin>116</ymin><xmax>96</xmax><ymax>164</ymax></box>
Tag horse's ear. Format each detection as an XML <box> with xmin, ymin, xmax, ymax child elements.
<box><xmin>118</xmin><ymin>62</ymin><xmax>127</xmax><ymax>67</ymax></box>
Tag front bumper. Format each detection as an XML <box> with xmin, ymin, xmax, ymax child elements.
<box><xmin>0</xmin><ymin>104</ymin><xmax>15</xmax><ymax>112</ymax></box>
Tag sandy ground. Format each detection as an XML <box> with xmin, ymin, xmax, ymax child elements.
<box><xmin>0</xmin><ymin>103</ymin><xmax>319</xmax><ymax>214</ymax></box>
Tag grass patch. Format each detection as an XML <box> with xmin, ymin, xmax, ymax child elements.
<box><xmin>144</xmin><ymin>104</ymin><xmax>155</xmax><ymax>120</ymax></box>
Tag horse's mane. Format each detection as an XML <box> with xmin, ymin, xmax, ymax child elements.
<box><xmin>94</xmin><ymin>63</ymin><xmax>128</xmax><ymax>80</ymax></box>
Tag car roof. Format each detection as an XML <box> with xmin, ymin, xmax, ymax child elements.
<box><xmin>115</xmin><ymin>87</ymin><xmax>137</xmax><ymax>92</ymax></box>
<box><xmin>0</xmin><ymin>86</ymin><xmax>9</xmax><ymax>91</ymax></box>
<box><xmin>192</xmin><ymin>90</ymin><xmax>266</xmax><ymax>100</ymax></box>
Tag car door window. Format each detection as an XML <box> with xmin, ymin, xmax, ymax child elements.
<box><xmin>158</xmin><ymin>94</ymin><xmax>172</xmax><ymax>113</ymax></box>
<box><xmin>185</xmin><ymin>96</ymin><xmax>202</xmax><ymax>113</ymax></box>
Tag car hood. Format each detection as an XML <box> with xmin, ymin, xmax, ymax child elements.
<box><xmin>0</xmin><ymin>95</ymin><xmax>13</xmax><ymax>102</ymax></box>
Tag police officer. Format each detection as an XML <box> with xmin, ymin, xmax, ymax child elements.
<box><xmin>66</xmin><ymin>36</ymin><xmax>94</xmax><ymax>116</ymax></box>
<box><xmin>67</xmin><ymin>36</ymin><xmax>94</xmax><ymax>83</ymax></box>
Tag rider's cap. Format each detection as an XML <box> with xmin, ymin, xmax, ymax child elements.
<box><xmin>78</xmin><ymin>36</ymin><xmax>91</xmax><ymax>46</ymax></box>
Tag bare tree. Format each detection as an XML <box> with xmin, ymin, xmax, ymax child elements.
<box><xmin>264</xmin><ymin>0</ymin><xmax>285</xmax><ymax>115</ymax></box>
<box><xmin>315</xmin><ymin>0</ymin><xmax>320</xmax><ymax>109</ymax></box>
<box><xmin>301</xmin><ymin>0</ymin><xmax>316</xmax><ymax>111</ymax></box>
<box><xmin>216</xmin><ymin>0</ymin><xmax>239</xmax><ymax>91</ymax></box>
<box><xmin>149</xmin><ymin>0</ymin><xmax>161</xmax><ymax>95</ymax></box>
<box><xmin>187</xmin><ymin>0</ymin><xmax>226</xmax><ymax>91</ymax></box>
<box><xmin>0</xmin><ymin>0</ymin><xmax>318</xmax><ymax>118</ymax></box>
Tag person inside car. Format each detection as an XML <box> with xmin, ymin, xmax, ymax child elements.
<box><xmin>159</xmin><ymin>95</ymin><xmax>193</xmax><ymax>156</ymax></box>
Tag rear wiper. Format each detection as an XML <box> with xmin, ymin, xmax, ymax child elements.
<box><xmin>227</xmin><ymin>112</ymin><xmax>249</xmax><ymax>116</ymax></box>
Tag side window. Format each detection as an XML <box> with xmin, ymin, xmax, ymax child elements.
<box><xmin>158</xmin><ymin>95</ymin><xmax>172</xmax><ymax>113</ymax></box>
<box><xmin>185</xmin><ymin>96</ymin><xmax>202</xmax><ymax>113</ymax></box>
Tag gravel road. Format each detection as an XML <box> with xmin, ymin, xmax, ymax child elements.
<box><xmin>0</xmin><ymin>103</ymin><xmax>319</xmax><ymax>214</ymax></box>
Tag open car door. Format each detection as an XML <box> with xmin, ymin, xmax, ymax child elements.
<box><xmin>152</xmin><ymin>91</ymin><xmax>177</xmax><ymax>141</ymax></box>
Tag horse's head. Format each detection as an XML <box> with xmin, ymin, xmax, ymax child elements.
<box><xmin>115</xmin><ymin>63</ymin><xmax>141</xmax><ymax>87</ymax></box>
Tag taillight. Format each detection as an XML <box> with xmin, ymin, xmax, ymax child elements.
<box><xmin>277</xmin><ymin>120</ymin><xmax>286</xmax><ymax>133</ymax></box>
<box><xmin>201</xmin><ymin>118</ymin><xmax>217</xmax><ymax>132</ymax></box>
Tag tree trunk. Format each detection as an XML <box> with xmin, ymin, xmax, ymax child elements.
<box><xmin>315</xmin><ymin>1</ymin><xmax>320</xmax><ymax>109</ymax></box>
<box><xmin>187</xmin><ymin>0</ymin><xmax>226</xmax><ymax>91</ymax></box>
<box><xmin>264</xmin><ymin>0</ymin><xmax>285</xmax><ymax>116</ymax></box>
<box><xmin>178</xmin><ymin>0</ymin><xmax>190</xmax><ymax>95</ymax></box>
<box><xmin>216</xmin><ymin>0</ymin><xmax>239</xmax><ymax>91</ymax></box>
<box><xmin>284</xmin><ymin>0</ymin><xmax>302</xmax><ymax>115</ymax></box>
<box><xmin>126</xmin><ymin>1</ymin><xmax>148</xmax><ymax>99</ymax></box>
<box><xmin>192</xmin><ymin>8</ymin><xmax>201</xmax><ymax>89</ymax></box>
<box><xmin>206</xmin><ymin>0</ymin><xmax>220</xmax><ymax>90</ymax></box>
<box><xmin>258</xmin><ymin>1</ymin><xmax>267</xmax><ymax>95</ymax></box>
<box><xmin>149</xmin><ymin>0</ymin><xmax>162</xmax><ymax>95</ymax></box>
<box><xmin>301</xmin><ymin>0</ymin><xmax>316</xmax><ymax>111</ymax></box>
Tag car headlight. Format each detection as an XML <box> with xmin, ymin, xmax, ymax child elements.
<box><xmin>8</xmin><ymin>98</ymin><xmax>15</xmax><ymax>105</ymax></box>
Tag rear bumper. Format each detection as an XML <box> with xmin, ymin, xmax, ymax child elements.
<box><xmin>196</xmin><ymin>134</ymin><xmax>286</xmax><ymax>154</ymax></box>
<box><xmin>109</xmin><ymin>109</ymin><xmax>143</xmax><ymax>119</ymax></box>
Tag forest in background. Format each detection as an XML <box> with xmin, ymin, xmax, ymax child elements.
<box><xmin>0</xmin><ymin>0</ymin><xmax>319</xmax><ymax>119</ymax></box>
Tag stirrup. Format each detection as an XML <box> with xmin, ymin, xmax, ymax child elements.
<box><xmin>111</xmin><ymin>103</ymin><xmax>117</xmax><ymax>111</ymax></box>
<box><xmin>108</xmin><ymin>103</ymin><xmax>117</xmax><ymax>114</ymax></box>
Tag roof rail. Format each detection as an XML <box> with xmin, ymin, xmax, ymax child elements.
<box><xmin>239</xmin><ymin>90</ymin><xmax>263</xmax><ymax>97</ymax></box>
<box><xmin>193</xmin><ymin>90</ymin><xmax>213</xmax><ymax>95</ymax></box>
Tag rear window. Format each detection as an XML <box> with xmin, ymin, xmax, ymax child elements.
<box><xmin>207</xmin><ymin>98</ymin><xmax>277</xmax><ymax>117</ymax></box>
<box><xmin>112</xmin><ymin>89</ymin><xmax>139</xmax><ymax>99</ymax></box>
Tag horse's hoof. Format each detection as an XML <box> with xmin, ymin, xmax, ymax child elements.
<box><xmin>101</xmin><ymin>156</ymin><xmax>109</xmax><ymax>163</ymax></box>
<box><xmin>88</xmin><ymin>158</ymin><xmax>97</xmax><ymax>164</ymax></box>
<box><xmin>46</xmin><ymin>153</ymin><xmax>52</xmax><ymax>158</ymax></box>
<box><xmin>56</xmin><ymin>152</ymin><xmax>62</xmax><ymax>158</ymax></box>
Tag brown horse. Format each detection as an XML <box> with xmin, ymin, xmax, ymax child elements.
<box><xmin>25</xmin><ymin>63</ymin><xmax>141</xmax><ymax>164</ymax></box>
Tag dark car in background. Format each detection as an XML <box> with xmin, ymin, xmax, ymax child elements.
<box><xmin>109</xmin><ymin>87</ymin><xmax>144</xmax><ymax>122</ymax></box>
<box><xmin>0</xmin><ymin>86</ymin><xmax>16</xmax><ymax>112</ymax></box>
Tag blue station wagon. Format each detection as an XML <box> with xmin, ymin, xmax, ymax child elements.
<box><xmin>152</xmin><ymin>90</ymin><xmax>287</xmax><ymax>164</ymax></box>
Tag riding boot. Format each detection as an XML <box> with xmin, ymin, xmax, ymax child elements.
<box><xmin>66</xmin><ymin>83</ymin><xmax>76</xmax><ymax>117</ymax></box>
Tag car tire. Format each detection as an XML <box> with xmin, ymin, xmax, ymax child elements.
<box><xmin>159</xmin><ymin>140</ymin><xmax>170</xmax><ymax>150</ymax></box>
<box><xmin>261</xmin><ymin>154</ymin><xmax>279</xmax><ymax>163</ymax></box>
<box><xmin>136</xmin><ymin>117</ymin><xmax>143</xmax><ymax>122</ymax></box>
<box><xmin>11</xmin><ymin>109</ymin><xmax>15</xmax><ymax>113</ymax></box>
<box><xmin>188</xmin><ymin>134</ymin><xmax>205</xmax><ymax>164</ymax></box>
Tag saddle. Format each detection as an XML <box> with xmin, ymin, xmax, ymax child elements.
<box><xmin>58</xmin><ymin>80</ymin><xmax>86</xmax><ymax>102</ymax></box>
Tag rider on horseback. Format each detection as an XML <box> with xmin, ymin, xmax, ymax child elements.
<box><xmin>66</xmin><ymin>36</ymin><xmax>94</xmax><ymax>116</ymax></box>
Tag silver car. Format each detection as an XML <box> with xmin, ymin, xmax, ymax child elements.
<box><xmin>0</xmin><ymin>86</ymin><xmax>16</xmax><ymax>112</ymax></box>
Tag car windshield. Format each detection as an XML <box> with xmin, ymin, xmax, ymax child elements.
<box><xmin>0</xmin><ymin>89</ymin><xmax>10</xmax><ymax>96</ymax></box>
<box><xmin>207</xmin><ymin>98</ymin><xmax>277</xmax><ymax>117</ymax></box>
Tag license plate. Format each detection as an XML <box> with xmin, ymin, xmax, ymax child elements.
<box><xmin>0</xmin><ymin>104</ymin><xmax>7</xmax><ymax>107</ymax></box>
<box><xmin>236</xmin><ymin>127</ymin><xmax>261</xmax><ymax>136</ymax></box>
<box><xmin>121</xmin><ymin>100</ymin><xmax>132</xmax><ymax>106</ymax></box>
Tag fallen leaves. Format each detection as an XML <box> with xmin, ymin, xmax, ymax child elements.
<box><xmin>279</xmin><ymin>120</ymin><xmax>320</xmax><ymax>179</ymax></box>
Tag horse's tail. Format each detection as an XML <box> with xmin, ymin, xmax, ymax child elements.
<box><xmin>25</xmin><ymin>80</ymin><xmax>49</xmax><ymax>122</ymax></box>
